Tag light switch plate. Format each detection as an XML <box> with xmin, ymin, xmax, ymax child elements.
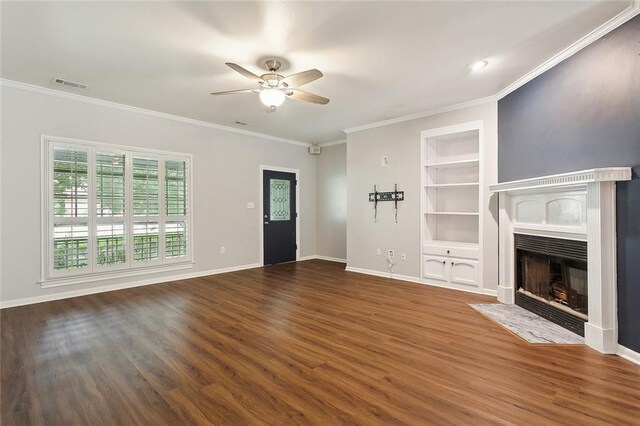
<box><xmin>247</xmin><ymin>202</ymin><xmax>255</xmax><ymax>209</ymax></box>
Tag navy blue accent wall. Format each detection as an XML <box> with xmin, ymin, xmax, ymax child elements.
<box><xmin>498</xmin><ymin>15</ymin><xmax>640</xmax><ymax>351</ymax></box>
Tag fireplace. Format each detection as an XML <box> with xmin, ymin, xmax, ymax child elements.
<box><xmin>490</xmin><ymin>168</ymin><xmax>632</xmax><ymax>353</ymax></box>
<box><xmin>515</xmin><ymin>234</ymin><xmax>587</xmax><ymax>336</ymax></box>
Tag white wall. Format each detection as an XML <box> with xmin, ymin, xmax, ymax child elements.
<box><xmin>346</xmin><ymin>102</ymin><xmax>498</xmax><ymax>291</ymax></box>
<box><xmin>0</xmin><ymin>85</ymin><xmax>316</xmax><ymax>304</ymax></box>
<box><xmin>315</xmin><ymin>143</ymin><xmax>347</xmax><ymax>260</ymax></box>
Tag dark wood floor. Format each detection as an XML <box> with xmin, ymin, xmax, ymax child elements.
<box><xmin>2</xmin><ymin>260</ymin><xmax>639</xmax><ymax>425</ymax></box>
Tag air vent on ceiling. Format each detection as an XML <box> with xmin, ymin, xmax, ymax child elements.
<box><xmin>53</xmin><ymin>77</ymin><xmax>89</xmax><ymax>90</ymax></box>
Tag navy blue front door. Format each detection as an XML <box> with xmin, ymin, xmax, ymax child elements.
<box><xmin>263</xmin><ymin>170</ymin><xmax>296</xmax><ymax>265</ymax></box>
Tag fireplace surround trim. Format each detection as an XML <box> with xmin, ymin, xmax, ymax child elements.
<box><xmin>490</xmin><ymin>168</ymin><xmax>631</xmax><ymax>353</ymax></box>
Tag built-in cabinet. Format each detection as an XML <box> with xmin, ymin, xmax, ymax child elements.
<box><xmin>420</xmin><ymin>121</ymin><xmax>484</xmax><ymax>292</ymax></box>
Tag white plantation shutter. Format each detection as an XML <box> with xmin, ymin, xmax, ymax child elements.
<box><xmin>96</xmin><ymin>152</ymin><xmax>125</xmax><ymax>218</ymax></box>
<box><xmin>96</xmin><ymin>151</ymin><xmax>127</xmax><ymax>268</ymax></box>
<box><xmin>96</xmin><ymin>223</ymin><xmax>126</xmax><ymax>266</ymax></box>
<box><xmin>133</xmin><ymin>155</ymin><xmax>161</xmax><ymax>263</ymax></box>
<box><xmin>52</xmin><ymin>146</ymin><xmax>90</xmax><ymax>271</ymax></box>
<box><xmin>53</xmin><ymin>223</ymin><xmax>89</xmax><ymax>270</ymax></box>
<box><xmin>165</xmin><ymin>221</ymin><xmax>188</xmax><ymax>258</ymax></box>
<box><xmin>133</xmin><ymin>156</ymin><xmax>159</xmax><ymax>216</ymax></box>
<box><xmin>53</xmin><ymin>147</ymin><xmax>89</xmax><ymax>218</ymax></box>
<box><xmin>164</xmin><ymin>159</ymin><xmax>189</xmax><ymax>259</ymax></box>
<box><xmin>43</xmin><ymin>138</ymin><xmax>192</xmax><ymax>283</ymax></box>
<box><xmin>133</xmin><ymin>221</ymin><xmax>160</xmax><ymax>262</ymax></box>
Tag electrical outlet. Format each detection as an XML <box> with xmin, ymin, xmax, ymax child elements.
<box><xmin>401</xmin><ymin>252</ymin><xmax>406</xmax><ymax>261</ymax></box>
<box><xmin>388</xmin><ymin>250</ymin><xmax>395</xmax><ymax>259</ymax></box>
<box><xmin>376</xmin><ymin>248</ymin><xmax>381</xmax><ymax>256</ymax></box>
<box><xmin>220</xmin><ymin>246</ymin><xmax>226</xmax><ymax>254</ymax></box>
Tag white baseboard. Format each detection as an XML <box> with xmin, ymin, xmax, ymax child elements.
<box><xmin>300</xmin><ymin>255</ymin><xmax>347</xmax><ymax>263</ymax></box>
<box><xmin>0</xmin><ymin>262</ymin><xmax>261</xmax><ymax>309</ymax></box>
<box><xmin>314</xmin><ymin>255</ymin><xmax>347</xmax><ymax>263</ymax></box>
<box><xmin>345</xmin><ymin>265</ymin><xmax>498</xmax><ymax>297</ymax></box>
<box><xmin>617</xmin><ymin>344</ymin><xmax>640</xmax><ymax>366</ymax></box>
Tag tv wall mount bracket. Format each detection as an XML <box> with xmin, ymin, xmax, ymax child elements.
<box><xmin>368</xmin><ymin>184</ymin><xmax>405</xmax><ymax>223</ymax></box>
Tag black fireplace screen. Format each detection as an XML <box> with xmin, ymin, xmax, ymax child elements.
<box><xmin>515</xmin><ymin>234</ymin><xmax>588</xmax><ymax>317</ymax></box>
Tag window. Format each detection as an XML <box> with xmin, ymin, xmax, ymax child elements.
<box><xmin>43</xmin><ymin>137</ymin><xmax>192</xmax><ymax>285</ymax></box>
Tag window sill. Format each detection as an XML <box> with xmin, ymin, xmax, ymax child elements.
<box><xmin>39</xmin><ymin>261</ymin><xmax>195</xmax><ymax>288</ymax></box>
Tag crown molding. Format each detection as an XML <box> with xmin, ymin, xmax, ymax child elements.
<box><xmin>495</xmin><ymin>0</ymin><xmax>639</xmax><ymax>100</ymax></box>
<box><xmin>343</xmin><ymin>0</ymin><xmax>639</xmax><ymax>135</ymax></box>
<box><xmin>0</xmin><ymin>78</ymin><xmax>311</xmax><ymax>147</ymax></box>
<box><xmin>489</xmin><ymin>167</ymin><xmax>632</xmax><ymax>193</ymax></box>
<box><xmin>342</xmin><ymin>96</ymin><xmax>496</xmax><ymax>134</ymax></box>
<box><xmin>318</xmin><ymin>139</ymin><xmax>347</xmax><ymax>148</ymax></box>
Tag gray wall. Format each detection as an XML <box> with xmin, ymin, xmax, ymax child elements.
<box><xmin>1</xmin><ymin>85</ymin><xmax>317</xmax><ymax>303</ymax></box>
<box><xmin>315</xmin><ymin>143</ymin><xmax>347</xmax><ymax>260</ymax></box>
<box><xmin>498</xmin><ymin>15</ymin><xmax>640</xmax><ymax>351</ymax></box>
<box><xmin>346</xmin><ymin>103</ymin><xmax>498</xmax><ymax>291</ymax></box>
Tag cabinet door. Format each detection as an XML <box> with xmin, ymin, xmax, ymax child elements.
<box><xmin>449</xmin><ymin>259</ymin><xmax>478</xmax><ymax>287</ymax></box>
<box><xmin>423</xmin><ymin>255</ymin><xmax>448</xmax><ymax>282</ymax></box>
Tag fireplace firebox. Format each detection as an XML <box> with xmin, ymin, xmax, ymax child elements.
<box><xmin>515</xmin><ymin>234</ymin><xmax>587</xmax><ymax>336</ymax></box>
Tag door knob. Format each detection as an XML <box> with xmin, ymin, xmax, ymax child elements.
<box><xmin>264</xmin><ymin>221</ymin><xmax>269</xmax><ymax>224</ymax></box>
<box><xmin>264</xmin><ymin>215</ymin><xmax>268</xmax><ymax>219</ymax></box>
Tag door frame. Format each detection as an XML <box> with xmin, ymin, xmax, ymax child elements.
<box><xmin>259</xmin><ymin>165</ymin><xmax>300</xmax><ymax>266</ymax></box>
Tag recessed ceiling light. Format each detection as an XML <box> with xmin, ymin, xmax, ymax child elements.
<box><xmin>469</xmin><ymin>60</ymin><xmax>488</xmax><ymax>71</ymax></box>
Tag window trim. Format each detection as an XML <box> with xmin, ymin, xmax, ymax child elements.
<box><xmin>40</xmin><ymin>135</ymin><xmax>194</xmax><ymax>287</ymax></box>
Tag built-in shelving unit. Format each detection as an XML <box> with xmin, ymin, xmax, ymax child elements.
<box><xmin>420</xmin><ymin>122</ymin><xmax>483</xmax><ymax>292</ymax></box>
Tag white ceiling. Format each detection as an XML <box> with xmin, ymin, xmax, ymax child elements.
<box><xmin>0</xmin><ymin>1</ymin><xmax>631</xmax><ymax>143</ymax></box>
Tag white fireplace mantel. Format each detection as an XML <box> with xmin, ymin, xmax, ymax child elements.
<box><xmin>490</xmin><ymin>168</ymin><xmax>632</xmax><ymax>354</ymax></box>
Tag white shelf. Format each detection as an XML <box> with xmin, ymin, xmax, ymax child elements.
<box><xmin>428</xmin><ymin>240</ymin><xmax>479</xmax><ymax>249</ymax></box>
<box><xmin>425</xmin><ymin>211</ymin><xmax>479</xmax><ymax>216</ymax></box>
<box><xmin>425</xmin><ymin>182</ymin><xmax>479</xmax><ymax>188</ymax></box>
<box><xmin>425</xmin><ymin>159</ymin><xmax>479</xmax><ymax>169</ymax></box>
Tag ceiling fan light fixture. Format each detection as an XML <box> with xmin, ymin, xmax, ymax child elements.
<box><xmin>259</xmin><ymin>89</ymin><xmax>286</xmax><ymax>107</ymax></box>
<box><xmin>469</xmin><ymin>60</ymin><xmax>488</xmax><ymax>71</ymax></box>
<box><xmin>212</xmin><ymin>60</ymin><xmax>328</xmax><ymax>109</ymax></box>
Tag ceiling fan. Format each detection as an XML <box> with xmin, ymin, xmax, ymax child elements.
<box><xmin>211</xmin><ymin>59</ymin><xmax>329</xmax><ymax>112</ymax></box>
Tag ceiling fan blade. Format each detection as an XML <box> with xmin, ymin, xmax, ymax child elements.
<box><xmin>286</xmin><ymin>89</ymin><xmax>330</xmax><ymax>105</ymax></box>
<box><xmin>282</xmin><ymin>69</ymin><xmax>323</xmax><ymax>88</ymax></box>
<box><xmin>225</xmin><ymin>62</ymin><xmax>264</xmax><ymax>83</ymax></box>
<box><xmin>210</xmin><ymin>88</ymin><xmax>255</xmax><ymax>95</ymax></box>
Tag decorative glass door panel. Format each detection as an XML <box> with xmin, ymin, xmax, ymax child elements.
<box><xmin>270</xmin><ymin>179</ymin><xmax>291</xmax><ymax>221</ymax></box>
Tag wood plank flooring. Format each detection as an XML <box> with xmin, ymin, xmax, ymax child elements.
<box><xmin>2</xmin><ymin>260</ymin><xmax>639</xmax><ymax>425</ymax></box>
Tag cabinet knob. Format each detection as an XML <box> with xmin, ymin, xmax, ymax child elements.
<box><xmin>451</xmin><ymin>261</ymin><xmax>455</xmax><ymax>266</ymax></box>
<box><xmin>446</xmin><ymin>249</ymin><xmax>450</xmax><ymax>254</ymax></box>
<box><xmin>442</xmin><ymin>260</ymin><xmax>446</xmax><ymax>265</ymax></box>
